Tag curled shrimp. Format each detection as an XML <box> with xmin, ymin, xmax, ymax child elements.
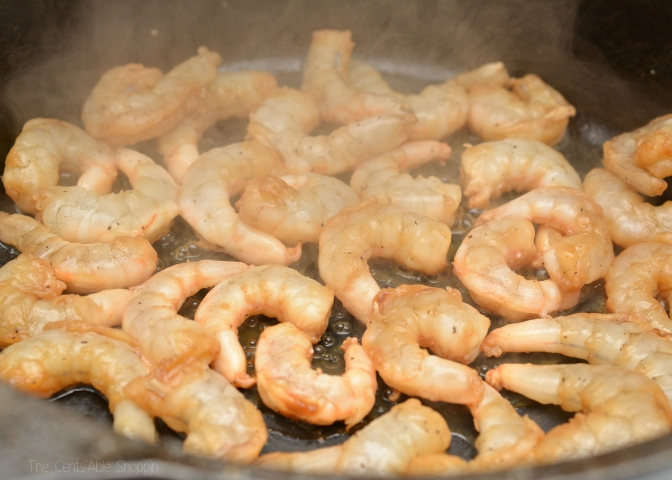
<box><xmin>474</xmin><ymin>187</ymin><xmax>614</xmax><ymax>292</ymax></box>
<box><xmin>2</xmin><ymin>118</ymin><xmax>118</xmax><ymax>215</ymax></box>
<box><xmin>178</xmin><ymin>141</ymin><xmax>301</xmax><ymax>265</ymax></box>
<box><xmin>453</xmin><ymin>217</ymin><xmax>581</xmax><ymax>321</ymax></box>
<box><xmin>318</xmin><ymin>199</ymin><xmax>452</xmax><ymax>322</ymax></box>
<box><xmin>468</xmin><ymin>74</ymin><xmax>576</xmax><ymax>146</ymax></box>
<box><xmin>122</xmin><ymin>260</ymin><xmax>250</xmax><ymax>365</ymax></box>
<box><xmin>82</xmin><ymin>47</ymin><xmax>222</xmax><ymax>145</ymax></box>
<box><xmin>482</xmin><ymin>312</ymin><xmax>672</xmax><ymax>403</ymax></box>
<box><xmin>362</xmin><ymin>284</ymin><xmax>489</xmax><ymax>405</ymax></box>
<box><xmin>605</xmin><ymin>242</ymin><xmax>672</xmax><ymax>334</ymax></box>
<box><xmin>124</xmin><ymin>356</ymin><xmax>267</xmax><ymax>464</ymax></box>
<box><xmin>0</xmin><ymin>321</ymin><xmax>156</xmax><ymax>444</ymax></box>
<box><xmin>246</xmin><ymin>87</ymin><xmax>414</xmax><ymax>175</ymax></box>
<box><xmin>350</xmin><ymin>141</ymin><xmax>462</xmax><ymax>225</ymax></box>
<box><xmin>461</xmin><ymin>138</ymin><xmax>581</xmax><ymax>208</ymax></box>
<box><xmin>35</xmin><ymin>147</ymin><xmax>178</xmax><ymax>243</ymax></box>
<box><xmin>255</xmin><ymin>398</ymin><xmax>451</xmax><ymax>476</ymax></box>
<box><xmin>157</xmin><ymin>70</ymin><xmax>278</xmax><ymax>182</ymax></box>
<box><xmin>0</xmin><ymin>212</ymin><xmax>157</xmax><ymax>293</ymax></box>
<box><xmin>486</xmin><ymin>363</ymin><xmax>672</xmax><ymax>464</ymax></box>
<box><xmin>255</xmin><ymin>322</ymin><xmax>376</xmax><ymax>426</ymax></box>
<box><xmin>194</xmin><ymin>264</ymin><xmax>333</xmax><ymax>388</ymax></box>
<box><xmin>236</xmin><ymin>173</ymin><xmax>359</xmax><ymax>246</ymax></box>
<box><xmin>602</xmin><ymin>113</ymin><xmax>672</xmax><ymax>197</ymax></box>
<box><xmin>0</xmin><ymin>254</ymin><xmax>131</xmax><ymax>346</ymax></box>
<box><xmin>583</xmin><ymin>168</ymin><xmax>672</xmax><ymax>248</ymax></box>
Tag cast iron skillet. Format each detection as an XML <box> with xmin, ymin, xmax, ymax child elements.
<box><xmin>2</xmin><ymin>1</ymin><xmax>672</xmax><ymax>479</ymax></box>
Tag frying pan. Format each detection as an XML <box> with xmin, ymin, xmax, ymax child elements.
<box><xmin>2</xmin><ymin>0</ymin><xmax>672</xmax><ymax>479</ymax></box>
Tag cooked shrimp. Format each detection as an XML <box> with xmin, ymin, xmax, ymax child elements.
<box><xmin>362</xmin><ymin>284</ymin><xmax>489</xmax><ymax>405</ymax></box>
<box><xmin>122</xmin><ymin>260</ymin><xmax>250</xmax><ymax>364</ymax></box>
<box><xmin>124</xmin><ymin>356</ymin><xmax>266</xmax><ymax>464</ymax></box>
<box><xmin>0</xmin><ymin>212</ymin><xmax>157</xmax><ymax>293</ymax></box>
<box><xmin>35</xmin><ymin>147</ymin><xmax>178</xmax><ymax>243</ymax></box>
<box><xmin>474</xmin><ymin>186</ymin><xmax>614</xmax><ymax>292</ymax></box>
<box><xmin>453</xmin><ymin>62</ymin><xmax>510</xmax><ymax>89</ymax></box>
<box><xmin>602</xmin><ymin>113</ymin><xmax>672</xmax><ymax>197</ymax></box>
<box><xmin>0</xmin><ymin>321</ymin><xmax>156</xmax><ymax>444</ymax></box>
<box><xmin>486</xmin><ymin>363</ymin><xmax>672</xmax><ymax>464</ymax></box>
<box><xmin>583</xmin><ymin>168</ymin><xmax>672</xmax><ymax>247</ymax></box>
<box><xmin>157</xmin><ymin>70</ymin><xmax>278</xmax><ymax>182</ymax></box>
<box><xmin>453</xmin><ymin>216</ymin><xmax>581</xmax><ymax>321</ymax></box>
<box><xmin>605</xmin><ymin>242</ymin><xmax>672</xmax><ymax>334</ymax></box>
<box><xmin>255</xmin><ymin>322</ymin><xmax>376</xmax><ymax>426</ymax></box>
<box><xmin>350</xmin><ymin>141</ymin><xmax>462</xmax><ymax>225</ymax></box>
<box><xmin>2</xmin><ymin>118</ymin><xmax>118</xmax><ymax>214</ymax></box>
<box><xmin>301</xmin><ymin>29</ymin><xmax>411</xmax><ymax>125</ymax></box>
<box><xmin>461</xmin><ymin>138</ymin><xmax>581</xmax><ymax>208</ymax></box>
<box><xmin>247</xmin><ymin>87</ymin><xmax>414</xmax><ymax>175</ymax></box>
<box><xmin>236</xmin><ymin>173</ymin><xmax>359</xmax><ymax>246</ymax></box>
<box><xmin>468</xmin><ymin>74</ymin><xmax>577</xmax><ymax>146</ymax></box>
<box><xmin>255</xmin><ymin>398</ymin><xmax>451</xmax><ymax>475</ymax></box>
<box><xmin>82</xmin><ymin>47</ymin><xmax>222</xmax><ymax>145</ymax></box>
<box><xmin>318</xmin><ymin>199</ymin><xmax>452</xmax><ymax>322</ymax></box>
<box><xmin>178</xmin><ymin>141</ymin><xmax>302</xmax><ymax>265</ymax></box>
<box><xmin>482</xmin><ymin>312</ymin><xmax>672</xmax><ymax>403</ymax></box>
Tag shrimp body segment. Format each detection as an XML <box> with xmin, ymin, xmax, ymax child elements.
<box><xmin>362</xmin><ymin>285</ymin><xmax>489</xmax><ymax>405</ymax></box>
<box><xmin>461</xmin><ymin>138</ymin><xmax>581</xmax><ymax>208</ymax></box>
<box><xmin>178</xmin><ymin>141</ymin><xmax>301</xmax><ymax>266</ymax></box>
<box><xmin>0</xmin><ymin>213</ymin><xmax>157</xmax><ymax>294</ymax></box>
<box><xmin>318</xmin><ymin>200</ymin><xmax>452</xmax><ymax>322</ymax></box>
<box><xmin>82</xmin><ymin>47</ymin><xmax>222</xmax><ymax>145</ymax></box>
<box><xmin>255</xmin><ymin>323</ymin><xmax>376</xmax><ymax>426</ymax></box>
<box><xmin>194</xmin><ymin>265</ymin><xmax>333</xmax><ymax>388</ymax></box>
<box><xmin>122</xmin><ymin>260</ymin><xmax>250</xmax><ymax>365</ymax></box>
<box><xmin>2</xmin><ymin>118</ymin><xmax>118</xmax><ymax>214</ymax></box>
<box><xmin>36</xmin><ymin>147</ymin><xmax>178</xmax><ymax>244</ymax></box>
<box><xmin>350</xmin><ymin>141</ymin><xmax>462</xmax><ymax>225</ymax></box>
<box><xmin>486</xmin><ymin>363</ymin><xmax>672</xmax><ymax>464</ymax></box>
<box><xmin>236</xmin><ymin>173</ymin><xmax>359</xmax><ymax>246</ymax></box>
<box><xmin>124</xmin><ymin>357</ymin><xmax>267</xmax><ymax>464</ymax></box>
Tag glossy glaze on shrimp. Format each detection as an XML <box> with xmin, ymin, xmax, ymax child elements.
<box><xmin>318</xmin><ymin>199</ymin><xmax>452</xmax><ymax>322</ymax></box>
<box><xmin>194</xmin><ymin>265</ymin><xmax>333</xmax><ymax>388</ymax></box>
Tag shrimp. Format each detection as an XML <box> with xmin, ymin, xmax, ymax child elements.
<box><xmin>482</xmin><ymin>312</ymin><xmax>672</xmax><ymax>403</ymax></box>
<box><xmin>453</xmin><ymin>61</ymin><xmax>510</xmax><ymax>89</ymax></box>
<box><xmin>178</xmin><ymin>141</ymin><xmax>302</xmax><ymax>265</ymax></box>
<box><xmin>124</xmin><ymin>356</ymin><xmax>266</xmax><ymax>464</ymax></box>
<box><xmin>605</xmin><ymin>242</ymin><xmax>672</xmax><ymax>334</ymax></box>
<box><xmin>0</xmin><ymin>321</ymin><xmax>156</xmax><ymax>444</ymax></box>
<box><xmin>82</xmin><ymin>47</ymin><xmax>222</xmax><ymax>145</ymax></box>
<box><xmin>0</xmin><ymin>254</ymin><xmax>131</xmax><ymax>346</ymax></box>
<box><xmin>236</xmin><ymin>173</ymin><xmax>359</xmax><ymax>246</ymax></box>
<box><xmin>583</xmin><ymin>168</ymin><xmax>672</xmax><ymax>248</ymax></box>
<box><xmin>300</xmin><ymin>29</ymin><xmax>412</xmax><ymax>125</ymax></box>
<box><xmin>318</xmin><ymin>199</ymin><xmax>452</xmax><ymax>322</ymax></box>
<box><xmin>474</xmin><ymin>187</ymin><xmax>614</xmax><ymax>292</ymax></box>
<box><xmin>350</xmin><ymin>141</ymin><xmax>462</xmax><ymax>225</ymax></box>
<box><xmin>362</xmin><ymin>284</ymin><xmax>489</xmax><ymax>405</ymax></box>
<box><xmin>453</xmin><ymin>217</ymin><xmax>581</xmax><ymax>321</ymax></box>
<box><xmin>461</xmin><ymin>138</ymin><xmax>582</xmax><ymax>208</ymax></box>
<box><xmin>255</xmin><ymin>398</ymin><xmax>451</xmax><ymax>476</ymax></box>
<box><xmin>602</xmin><ymin>113</ymin><xmax>672</xmax><ymax>197</ymax></box>
<box><xmin>122</xmin><ymin>260</ymin><xmax>250</xmax><ymax>365</ymax></box>
<box><xmin>467</xmin><ymin>74</ymin><xmax>577</xmax><ymax>146</ymax></box>
<box><xmin>486</xmin><ymin>363</ymin><xmax>672</xmax><ymax>464</ymax></box>
<box><xmin>157</xmin><ymin>70</ymin><xmax>278</xmax><ymax>182</ymax></box>
<box><xmin>246</xmin><ymin>87</ymin><xmax>414</xmax><ymax>175</ymax></box>
<box><xmin>255</xmin><ymin>322</ymin><xmax>376</xmax><ymax>426</ymax></box>
<box><xmin>35</xmin><ymin>147</ymin><xmax>178</xmax><ymax>243</ymax></box>
<box><xmin>2</xmin><ymin>118</ymin><xmax>118</xmax><ymax>215</ymax></box>
<box><xmin>0</xmin><ymin>212</ymin><xmax>157</xmax><ymax>294</ymax></box>
<box><xmin>194</xmin><ymin>265</ymin><xmax>332</xmax><ymax>388</ymax></box>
